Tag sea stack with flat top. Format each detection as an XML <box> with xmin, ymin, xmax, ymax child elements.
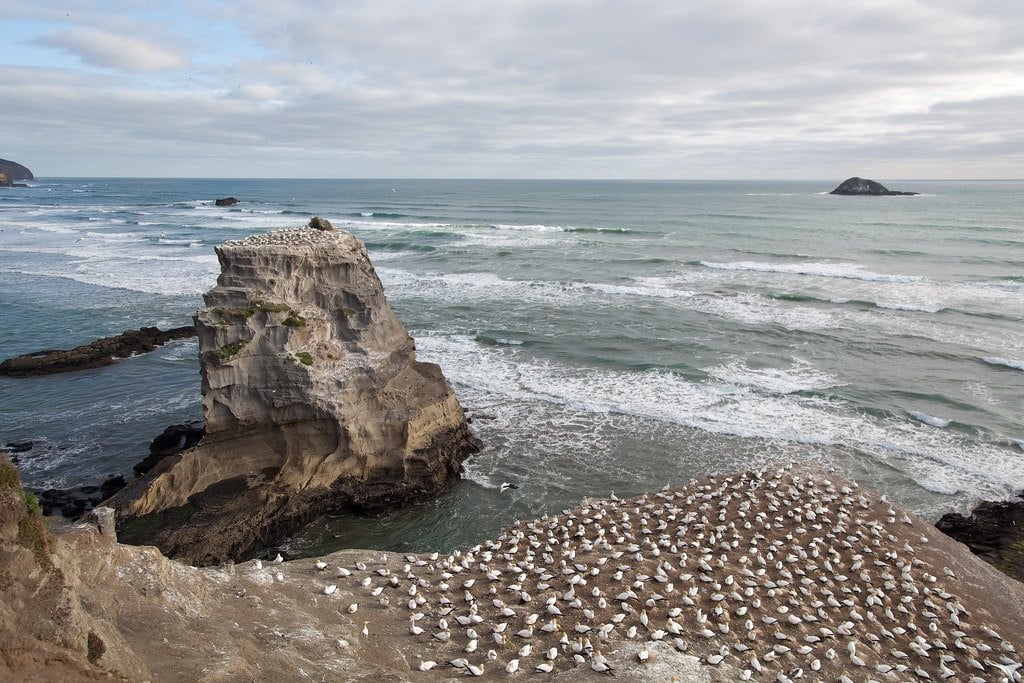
<box><xmin>115</xmin><ymin>218</ymin><xmax>479</xmax><ymax>564</ymax></box>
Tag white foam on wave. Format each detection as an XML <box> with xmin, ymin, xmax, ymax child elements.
<box><xmin>158</xmin><ymin>237</ymin><xmax>202</xmax><ymax>247</ymax></box>
<box><xmin>414</xmin><ymin>334</ymin><xmax>1024</xmax><ymax>499</ymax></box>
<box><xmin>377</xmin><ymin>268</ymin><xmax>576</xmax><ymax>306</ymax></box>
<box><xmin>571</xmin><ymin>281</ymin><xmax>694</xmax><ymax>299</ymax></box>
<box><xmin>66</xmin><ymin>253</ymin><xmax>218</xmax><ymax>296</ymax></box>
<box><xmin>908</xmin><ymin>411</ymin><xmax>951</xmax><ymax>428</ymax></box>
<box><xmin>705</xmin><ymin>357</ymin><xmax>841</xmax><ymax>394</ymax></box>
<box><xmin>493</xmin><ymin>223</ymin><xmax>565</xmax><ymax>232</ymax></box>
<box><xmin>875</xmin><ymin>302</ymin><xmax>945</xmax><ymax>314</ymax></box>
<box><xmin>700</xmin><ymin>260</ymin><xmax>921</xmax><ymax>283</ymax></box>
<box><xmin>377</xmin><ymin>268</ymin><xmax>1024</xmax><ymax>360</ymax></box>
<box><xmin>983</xmin><ymin>356</ymin><xmax>1024</xmax><ymax>371</ymax></box>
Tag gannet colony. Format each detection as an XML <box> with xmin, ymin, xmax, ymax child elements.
<box><xmin>239</xmin><ymin>465</ymin><xmax>1023</xmax><ymax>681</ymax></box>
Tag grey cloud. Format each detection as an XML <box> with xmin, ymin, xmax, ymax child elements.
<box><xmin>3</xmin><ymin>0</ymin><xmax>1024</xmax><ymax>177</ymax></box>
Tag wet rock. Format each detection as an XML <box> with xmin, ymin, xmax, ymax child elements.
<box><xmin>134</xmin><ymin>423</ymin><xmax>206</xmax><ymax>476</ymax></box>
<box><xmin>0</xmin><ymin>326</ymin><xmax>197</xmax><ymax>377</ymax></box>
<box><xmin>936</xmin><ymin>492</ymin><xmax>1024</xmax><ymax>582</ymax></box>
<box><xmin>214</xmin><ymin>197</ymin><xmax>239</xmax><ymax>206</ymax></box>
<box><xmin>33</xmin><ymin>475</ymin><xmax>128</xmax><ymax>519</ymax></box>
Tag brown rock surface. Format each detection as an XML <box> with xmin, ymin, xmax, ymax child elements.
<box><xmin>6</xmin><ymin>461</ymin><xmax>1024</xmax><ymax>681</ymax></box>
<box><xmin>114</xmin><ymin>221</ymin><xmax>479</xmax><ymax>565</ymax></box>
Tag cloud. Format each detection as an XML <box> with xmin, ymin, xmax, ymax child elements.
<box><xmin>35</xmin><ymin>27</ymin><xmax>189</xmax><ymax>72</ymax></box>
<box><xmin>2</xmin><ymin>1</ymin><xmax>1023</xmax><ymax>177</ymax></box>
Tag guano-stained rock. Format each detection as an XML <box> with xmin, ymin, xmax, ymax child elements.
<box><xmin>115</xmin><ymin>220</ymin><xmax>479</xmax><ymax>565</ymax></box>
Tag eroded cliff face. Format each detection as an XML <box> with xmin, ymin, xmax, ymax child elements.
<box><xmin>116</xmin><ymin>221</ymin><xmax>478</xmax><ymax>564</ymax></box>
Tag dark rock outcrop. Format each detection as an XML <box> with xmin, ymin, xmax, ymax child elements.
<box><xmin>936</xmin><ymin>493</ymin><xmax>1024</xmax><ymax>583</ymax></box>
<box><xmin>31</xmin><ymin>475</ymin><xmax>127</xmax><ymax>519</ymax></box>
<box><xmin>308</xmin><ymin>216</ymin><xmax>334</xmax><ymax>231</ymax></box>
<box><xmin>0</xmin><ymin>157</ymin><xmax>34</xmax><ymax>181</ymax></box>
<box><xmin>214</xmin><ymin>197</ymin><xmax>239</xmax><ymax>206</ymax></box>
<box><xmin>0</xmin><ymin>326</ymin><xmax>197</xmax><ymax>377</ymax></box>
<box><xmin>133</xmin><ymin>422</ymin><xmax>206</xmax><ymax>477</ymax></box>
<box><xmin>113</xmin><ymin>224</ymin><xmax>480</xmax><ymax>565</ymax></box>
<box><xmin>830</xmin><ymin>177</ymin><xmax>918</xmax><ymax>195</ymax></box>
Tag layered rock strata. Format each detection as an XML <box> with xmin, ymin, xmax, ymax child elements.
<box><xmin>115</xmin><ymin>220</ymin><xmax>479</xmax><ymax>565</ymax></box>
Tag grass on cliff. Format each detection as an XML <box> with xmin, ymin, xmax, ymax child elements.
<box><xmin>294</xmin><ymin>351</ymin><xmax>314</xmax><ymax>366</ymax></box>
<box><xmin>0</xmin><ymin>459</ymin><xmax>53</xmax><ymax>570</ymax></box>
<box><xmin>210</xmin><ymin>340</ymin><xmax>247</xmax><ymax>361</ymax></box>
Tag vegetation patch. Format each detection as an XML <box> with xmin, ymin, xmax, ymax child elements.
<box><xmin>340</xmin><ymin>306</ymin><xmax>357</xmax><ymax>316</ymax></box>
<box><xmin>2</xmin><ymin>459</ymin><xmax>53</xmax><ymax>569</ymax></box>
<box><xmin>211</xmin><ymin>340</ymin><xmax>247</xmax><ymax>361</ymax></box>
<box><xmin>294</xmin><ymin>351</ymin><xmax>314</xmax><ymax>366</ymax></box>
<box><xmin>283</xmin><ymin>311</ymin><xmax>307</xmax><ymax>327</ymax></box>
<box><xmin>0</xmin><ymin>459</ymin><xmax>18</xmax><ymax>490</ymax></box>
<box><xmin>87</xmin><ymin>631</ymin><xmax>106</xmax><ymax>664</ymax></box>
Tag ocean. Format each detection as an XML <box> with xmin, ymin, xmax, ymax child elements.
<box><xmin>1</xmin><ymin>178</ymin><xmax>1021</xmax><ymax>556</ymax></box>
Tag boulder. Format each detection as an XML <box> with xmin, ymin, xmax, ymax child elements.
<box><xmin>0</xmin><ymin>157</ymin><xmax>34</xmax><ymax>181</ymax></box>
<box><xmin>114</xmin><ymin>224</ymin><xmax>480</xmax><ymax>565</ymax></box>
<box><xmin>0</xmin><ymin>325</ymin><xmax>197</xmax><ymax>377</ymax></box>
<box><xmin>829</xmin><ymin>177</ymin><xmax>918</xmax><ymax>195</ymax></box>
<box><xmin>214</xmin><ymin>197</ymin><xmax>239</xmax><ymax>206</ymax></box>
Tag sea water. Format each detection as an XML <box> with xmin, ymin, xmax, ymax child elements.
<box><xmin>1</xmin><ymin>178</ymin><xmax>1021</xmax><ymax>555</ymax></box>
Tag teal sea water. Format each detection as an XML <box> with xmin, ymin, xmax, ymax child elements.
<box><xmin>1</xmin><ymin>178</ymin><xmax>1022</xmax><ymax>555</ymax></box>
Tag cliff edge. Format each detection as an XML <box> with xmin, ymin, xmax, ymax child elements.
<box><xmin>114</xmin><ymin>219</ymin><xmax>479</xmax><ymax>565</ymax></box>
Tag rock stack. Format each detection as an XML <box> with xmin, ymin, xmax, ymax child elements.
<box><xmin>115</xmin><ymin>219</ymin><xmax>479</xmax><ymax>564</ymax></box>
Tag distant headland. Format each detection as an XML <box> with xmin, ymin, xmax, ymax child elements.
<box><xmin>830</xmin><ymin>176</ymin><xmax>918</xmax><ymax>195</ymax></box>
<box><xmin>0</xmin><ymin>158</ymin><xmax>34</xmax><ymax>186</ymax></box>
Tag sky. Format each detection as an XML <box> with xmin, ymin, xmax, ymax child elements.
<box><xmin>2</xmin><ymin>1</ymin><xmax>1023</xmax><ymax>179</ymax></box>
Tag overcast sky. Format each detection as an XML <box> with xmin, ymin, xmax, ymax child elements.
<box><xmin>2</xmin><ymin>1</ymin><xmax>1022</xmax><ymax>179</ymax></box>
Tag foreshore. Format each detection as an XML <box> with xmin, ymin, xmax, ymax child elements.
<box><xmin>4</xmin><ymin>460</ymin><xmax>1022</xmax><ymax>681</ymax></box>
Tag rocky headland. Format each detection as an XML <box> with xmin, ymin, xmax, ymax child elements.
<box><xmin>830</xmin><ymin>177</ymin><xmax>919</xmax><ymax>195</ymax></box>
<box><xmin>4</xmin><ymin>457</ymin><xmax>1024</xmax><ymax>681</ymax></box>
<box><xmin>0</xmin><ymin>158</ymin><xmax>33</xmax><ymax>187</ymax></box>
<box><xmin>112</xmin><ymin>219</ymin><xmax>479</xmax><ymax>565</ymax></box>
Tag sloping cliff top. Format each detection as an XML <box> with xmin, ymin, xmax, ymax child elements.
<box><xmin>7</xmin><ymin>462</ymin><xmax>1024</xmax><ymax>681</ymax></box>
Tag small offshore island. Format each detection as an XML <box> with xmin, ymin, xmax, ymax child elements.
<box><xmin>830</xmin><ymin>177</ymin><xmax>919</xmax><ymax>196</ymax></box>
<box><xmin>3</xmin><ymin>219</ymin><xmax>1023</xmax><ymax>681</ymax></box>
